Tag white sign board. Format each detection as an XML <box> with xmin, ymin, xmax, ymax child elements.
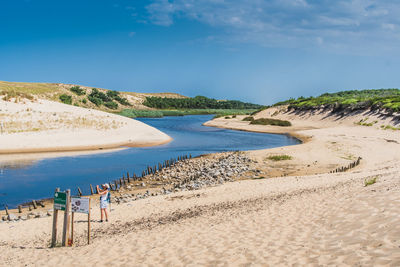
<box><xmin>71</xmin><ymin>197</ymin><xmax>90</xmax><ymax>214</ymax></box>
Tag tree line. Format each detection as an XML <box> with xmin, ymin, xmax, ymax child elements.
<box><xmin>143</xmin><ymin>96</ymin><xmax>262</xmax><ymax>110</ymax></box>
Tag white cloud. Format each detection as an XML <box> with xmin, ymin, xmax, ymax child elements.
<box><xmin>144</xmin><ymin>0</ymin><xmax>400</xmax><ymax>53</ymax></box>
<box><xmin>382</xmin><ymin>23</ymin><xmax>395</xmax><ymax>30</ymax></box>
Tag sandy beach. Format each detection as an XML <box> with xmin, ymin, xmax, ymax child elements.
<box><xmin>0</xmin><ymin>98</ymin><xmax>171</xmax><ymax>164</ymax></box>
<box><xmin>1</xmin><ymin>106</ymin><xmax>400</xmax><ymax>266</ymax></box>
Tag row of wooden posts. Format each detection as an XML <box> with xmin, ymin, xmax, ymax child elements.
<box><xmin>75</xmin><ymin>154</ymin><xmax>192</xmax><ymax>197</ymax></box>
<box><xmin>3</xmin><ymin>199</ymin><xmax>46</xmax><ymax>216</ymax></box>
<box><xmin>2</xmin><ymin>154</ymin><xmax>193</xmax><ymax>215</ymax></box>
<box><xmin>330</xmin><ymin>157</ymin><xmax>361</xmax><ymax>173</ymax></box>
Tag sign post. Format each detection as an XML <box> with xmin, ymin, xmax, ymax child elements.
<box><xmin>61</xmin><ymin>189</ymin><xmax>71</xmax><ymax>247</ymax></box>
<box><xmin>51</xmin><ymin>188</ymin><xmax>60</xmax><ymax>247</ymax></box>
<box><xmin>51</xmin><ymin>188</ymin><xmax>70</xmax><ymax>247</ymax></box>
<box><xmin>70</xmin><ymin>196</ymin><xmax>91</xmax><ymax>245</ymax></box>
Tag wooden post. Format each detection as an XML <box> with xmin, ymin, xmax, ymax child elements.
<box><xmin>4</xmin><ymin>205</ymin><xmax>9</xmax><ymax>216</ymax></box>
<box><xmin>62</xmin><ymin>189</ymin><xmax>71</xmax><ymax>247</ymax></box>
<box><xmin>32</xmin><ymin>200</ymin><xmax>37</xmax><ymax>209</ymax></box>
<box><xmin>90</xmin><ymin>184</ymin><xmax>94</xmax><ymax>195</ymax></box>
<box><xmin>71</xmin><ymin>212</ymin><xmax>74</xmax><ymax>245</ymax></box>
<box><xmin>78</xmin><ymin>187</ymin><xmax>82</xmax><ymax>196</ymax></box>
<box><xmin>88</xmin><ymin>198</ymin><xmax>91</xmax><ymax>245</ymax></box>
<box><xmin>18</xmin><ymin>205</ymin><xmax>22</xmax><ymax>213</ymax></box>
<box><xmin>51</xmin><ymin>188</ymin><xmax>60</xmax><ymax>247</ymax></box>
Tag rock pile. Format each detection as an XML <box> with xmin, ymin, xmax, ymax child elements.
<box><xmin>112</xmin><ymin>152</ymin><xmax>256</xmax><ymax>204</ymax></box>
<box><xmin>1</xmin><ymin>210</ymin><xmax>52</xmax><ymax>222</ymax></box>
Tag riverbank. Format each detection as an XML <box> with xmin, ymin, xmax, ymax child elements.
<box><xmin>0</xmin><ymin>99</ymin><xmax>172</xmax><ymax>162</ymax></box>
<box><xmin>1</xmin><ymin>106</ymin><xmax>399</xmax><ymax>265</ymax></box>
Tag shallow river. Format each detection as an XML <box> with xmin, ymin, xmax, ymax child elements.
<box><xmin>0</xmin><ymin>115</ymin><xmax>300</xmax><ymax>208</ymax></box>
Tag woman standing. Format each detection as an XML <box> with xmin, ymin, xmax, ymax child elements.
<box><xmin>96</xmin><ymin>184</ymin><xmax>110</xmax><ymax>222</ymax></box>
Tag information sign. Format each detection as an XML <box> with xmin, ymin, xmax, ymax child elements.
<box><xmin>71</xmin><ymin>197</ymin><xmax>90</xmax><ymax>214</ymax></box>
<box><xmin>54</xmin><ymin>191</ymin><xmax>67</xmax><ymax>211</ymax></box>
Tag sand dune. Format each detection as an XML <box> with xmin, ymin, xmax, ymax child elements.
<box><xmin>0</xmin><ymin>99</ymin><xmax>171</xmax><ymax>162</ymax></box>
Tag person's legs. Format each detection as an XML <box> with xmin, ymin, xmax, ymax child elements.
<box><xmin>100</xmin><ymin>208</ymin><xmax>104</xmax><ymax>222</ymax></box>
<box><xmin>104</xmin><ymin>208</ymin><xmax>108</xmax><ymax>221</ymax></box>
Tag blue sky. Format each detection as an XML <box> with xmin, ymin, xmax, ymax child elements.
<box><xmin>1</xmin><ymin>0</ymin><xmax>400</xmax><ymax>104</ymax></box>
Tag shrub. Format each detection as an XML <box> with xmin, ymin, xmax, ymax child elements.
<box><xmin>250</xmin><ymin>118</ymin><xmax>291</xmax><ymax>126</ymax></box>
<box><xmin>104</xmin><ymin>101</ymin><xmax>118</xmax><ymax>110</ymax></box>
<box><xmin>90</xmin><ymin>88</ymin><xmax>112</xmax><ymax>102</ymax></box>
<box><xmin>106</xmin><ymin>90</ymin><xmax>131</xmax><ymax>106</ymax></box>
<box><xmin>59</xmin><ymin>94</ymin><xmax>72</xmax><ymax>105</ymax></box>
<box><xmin>364</xmin><ymin>176</ymin><xmax>377</xmax><ymax>186</ymax></box>
<box><xmin>242</xmin><ymin>116</ymin><xmax>254</xmax><ymax>121</ymax></box>
<box><xmin>106</xmin><ymin>90</ymin><xmax>119</xmax><ymax>98</ymax></box>
<box><xmin>82</xmin><ymin>98</ymin><xmax>87</xmax><ymax>104</ymax></box>
<box><xmin>225</xmin><ymin>116</ymin><xmax>231</xmax><ymax>119</ymax></box>
<box><xmin>114</xmin><ymin>95</ymin><xmax>131</xmax><ymax>106</ymax></box>
<box><xmin>70</xmin><ymin>86</ymin><xmax>85</xmax><ymax>96</ymax></box>
<box><xmin>267</xmin><ymin>155</ymin><xmax>292</xmax><ymax>161</ymax></box>
<box><xmin>88</xmin><ymin>95</ymin><xmax>103</xmax><ymax>106</ymax></box>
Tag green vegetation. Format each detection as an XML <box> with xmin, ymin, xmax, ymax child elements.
<box><xmin>355</xmin><ymin>118</ymin><xmax>378</xmax><ymax>127</ymax></box>
<box><xmin>143</xmin><ymin>95</ymin><xmax>262</xmax><ymax>110</ymax></box>
<box><xmin>87</xmin><ymin>88</ymin><xmax>130</xmax><ymax>109</ymax></box>
<box><xmin>267</xmin><ymin>155</ymin><xmax>293</xmax><ymax>161</ymax></box>
<box><xmin>250</xmin><ymin>118</ymin><xmax>292</xmax><ymax>126</ymax></box>
<box><xmin>119</xmin><ymin>109</ymin><xmax>257</xmax><ymax>118</ymax></box>
<box><xmin>59</xmin><ymin>94</ymin><xmax>72</xmax><ymax>105</ymax></box>
<box><xmin>88</xmin><ymin>88</ymin><xmax>110</xmax><ymax>106</ymax></box>
<box><xmin>104</xmin><ymin>101</ymin><xmax>118</xmax><ymax>110</ymax></box>
<box><xmin>380</xmin><ymin>125</ymin><xmax>400</xmax><ymax>131</ymax></box>
<box><xmin>242</xmin><ymin>116</ymin><xmax>255</xmax><ymax>121</ymax></box>
<box><xmin>364</xmin><ymin>176</ymin><xmax>377</xmax><ymax>186</ymax></box>
<box><xmin>69</xmin><ymin>86</ymin><xmax>86</xmax><ymax>96</ymax></box>
<box><xmin>106</xmin><ymin>90</ymin><xmax>131</xmax><ymax>106</ymax></box>
<box><xmin>119</xmin><ymin>109</ymin><xmax>164</xmax><ymax>118</ymax></box>
<box><xmin>274</xmin><ymin>89</ymin><xmax>400</xmax><ymax>113</ymax></box>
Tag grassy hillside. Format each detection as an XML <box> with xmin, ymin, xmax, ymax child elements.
<box><xmin>0</xmin><ymin>81</ymin><xmax>187</xmax><ymax>112</ymax></box>
<box><xmin>273</xmin><ymin>89</ymin><xmax>400</xmax><ymax>113</ymax></box>
<box><xmin>0</xmin><ymin>81</ymin><xmax>259</xmax><ymax>118</ymax></box>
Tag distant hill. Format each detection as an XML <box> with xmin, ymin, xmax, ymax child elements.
<box><xmin>273</xmin><ymin>89</ymin><xmax>400</xmax><ymax>113</ymax></box>
<box><xmin>0</xmin><ymin>81</ymin><xmax>188</xmax><ymax>112</ymax></box>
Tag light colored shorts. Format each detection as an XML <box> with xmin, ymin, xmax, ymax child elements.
<box><xmin>100</xmin><ymin>198</ymin><xmax>108</xmax><ymax>209</ymax></box>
